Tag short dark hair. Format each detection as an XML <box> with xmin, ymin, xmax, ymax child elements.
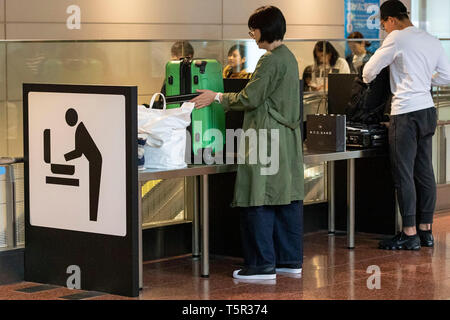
<box><xmin>171</xmin><ymin>41</ymin><xmax>194</xmax><ymax>59</ymax></box>
<box><xmin>314</xmin><ymin>41</ymin><xmax>340</xmax><ymax>67</ymax></box>
<box><xmin>380</xmin><ymin>0</ymin><xmax>409</xmax><ymax>21</ymax></box>
<box><xmin>227</xmin><ymin>44</ymin><xmax>247</xmax><ymax>68</ymax></box>
<box><xmin>347</xmin><ymin>31</ymin><xmax>371</xmax><ymax>47</ymax></box>
<box><xmin>248</xmin><ymin>6</ymin><xmax>286</xmax><ymax>43</ymax></box>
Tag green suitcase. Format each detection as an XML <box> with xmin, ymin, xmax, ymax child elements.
<box><xmin>165</xmin><ymin>58</ymin><xmax>225</xmax><ymax>158</ymax></box>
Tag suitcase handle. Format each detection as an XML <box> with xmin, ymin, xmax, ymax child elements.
<box><xmin>165</xmin><ymin>93</ymin><xmax>200</xmax><ymax>105</ymax></box>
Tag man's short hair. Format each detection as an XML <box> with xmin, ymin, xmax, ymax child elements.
<box><xmin>380</xmin><ymin>0</ymin><xmax>409</xmax><ymax>21</ymax></box>
<box><xmin>248</xmin><ymin>6</ymin><xmax>286</xmax><ymax>43</ymax></box>
<box><xmin>171</xmin><ymin>41</ymin><xmax>194</xmax><ymax>59</ymax></box>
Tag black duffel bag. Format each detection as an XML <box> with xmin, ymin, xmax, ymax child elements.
<box><xmin>345</xmin><ymin>65</ymin><xmax>392</xmax><ymax>125</ymax></box>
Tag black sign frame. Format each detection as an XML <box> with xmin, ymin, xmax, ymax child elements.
<box><xmin>23</xmin><ymin>83</ymin><xmax>139</xmax><ymax>297</ymax></box>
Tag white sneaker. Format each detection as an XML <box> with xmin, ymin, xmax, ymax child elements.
<box><xmin>232</xmin><ymin>268</ymin><xmax>276</xmax><ymax>280</ymax></box>
<box><xmin>233</xmin><ymin>279</ymin><xmax>276</xmax><ymax>285</ymax></box>
<box><xmin>276</xmin><ymin>266</ymin><xmax>302</xmax><ymax>274</ymax></box>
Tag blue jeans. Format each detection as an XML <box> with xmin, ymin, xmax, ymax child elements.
<box><xmin>240</xmin><ymin>200</ymin><xmax>303</xmax><ymax>268</ymax></box>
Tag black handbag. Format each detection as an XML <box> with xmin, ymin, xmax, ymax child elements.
<box><xmin>345</xmin><ymin>66</ymin><xmax>392</xmax><ymax>124</ymax></box>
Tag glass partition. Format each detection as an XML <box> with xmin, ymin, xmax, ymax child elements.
<box><xmin>0</xmin><ymin>43</ymin><xmax>6</xmax><ymax>156</ymax></box>
<box><xmin>432</xmin><ymin>40</ymin><xmax>450</xmax><ymax>184</ymax></box>
<box><xmin>1</xmin><ymin>38</ymin><xmax>448</xmax><ymax>246</ymax></box>
<box><xmin>0</xmin><ymin>38</ymin><xmax>390</xmax><ymax>157</ymax></box>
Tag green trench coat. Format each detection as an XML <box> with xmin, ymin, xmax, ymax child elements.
<box><xmin>221</xmin><ymin>44</ymin><xmax>304</xmax><ymax>207</ymax></box>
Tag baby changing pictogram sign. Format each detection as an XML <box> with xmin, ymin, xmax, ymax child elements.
<box><xmin>24</xmin><ymin>84</ymin><xmax>139</xmax><ymax>297</ymax></box>
<box><xmin>27</xmin><ymin>90</ymin><xmax>127</xmax><ymax>236</ymax></box>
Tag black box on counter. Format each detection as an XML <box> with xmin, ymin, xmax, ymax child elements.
<box><xmin>306</xmin><ymin>114</ymin><xmax>346</xmax><ymax>152</ymax></box>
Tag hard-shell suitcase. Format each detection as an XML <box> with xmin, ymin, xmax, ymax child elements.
<box><xmin>165</xmin><ymin>58</ymin><xmax>225</xmax><ymax>158</ymax></box>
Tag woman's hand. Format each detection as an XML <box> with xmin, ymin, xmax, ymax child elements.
<box><xmin>190</xmin><ymin>89</ymin><xmax>216</xmax><ymax>109</ymax></box>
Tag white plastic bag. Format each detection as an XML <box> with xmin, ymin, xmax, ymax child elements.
<box><xmin>138</xmin><ymin>93</ymin><xmax>195</xmax><ymax>170</ymax></box>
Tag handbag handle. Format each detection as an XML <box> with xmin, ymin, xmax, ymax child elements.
<box><xmin>149</xmin><ymin>92</ymin><xmax>167</xmax><ymax>110</ymax></box>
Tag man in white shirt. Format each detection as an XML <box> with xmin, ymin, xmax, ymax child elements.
<box><xmin>363</xmin><ymin>0</ymin><xmax>450</xmax><ymax>250</ymax></box>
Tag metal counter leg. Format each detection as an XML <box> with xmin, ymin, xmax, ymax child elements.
<box><xmin>347</xmin><ymin>159</ymin><xmax>355</xmax><ymax>249</ymax></box>
<box><xmin>138</xmin><ymin>182</ymin><xmax>143</xmax><ymax>289</ymax></box>
<box><xmin>192</xmin><ymin>176</ymin><xmax>200</xmax><ymax>258</ymax></box>
<box><xmin>200</xmin><ymin>175</ymin><xmax>209</xmax><ymax>278</ymax></box>
<box><xmin>327</xmin><ymin>161</ymin><xmax>335</xmax><ymax>234</ymax></box>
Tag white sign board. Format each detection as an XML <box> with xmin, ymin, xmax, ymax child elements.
<box><xmin>28</xmin><ymin>92</ymin><xmax>127</xmax><ymax>236</ymax></box>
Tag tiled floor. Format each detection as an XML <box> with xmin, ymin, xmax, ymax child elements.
<box><xmin>2</xmin><ymin>212</ymin><xmax>450</xmax><ymax>300</ymax></box>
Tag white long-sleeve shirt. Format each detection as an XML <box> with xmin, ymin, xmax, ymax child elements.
<box><xmin>363</xmin><ymin>26</ymin><xmax>450</xmax><ymax>115</ymax></box>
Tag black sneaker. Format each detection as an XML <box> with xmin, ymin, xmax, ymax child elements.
<box><xmin>418</xmin><ymin>229</ymin><xmax>434</xmax><ymax>247</ymax></box>
<box><xmin>232</xmin><ymin>266</ymin><xmax>276</xmax><ymax>280</ymax></box>
<box><xmin>378</xmin><ymin>232</ymin><xmax>421</xmax><ymax>250</ymax></box>
<box><xmin>276</xmin><ymin>264</ymin><xmax>302</xmax><ymax>274</ymax></box>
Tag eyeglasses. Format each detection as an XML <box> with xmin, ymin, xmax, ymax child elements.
<box><xmin>248</xmin><ymin>30</ymin><xmax>255</xmax><ymax>39</ymax></box>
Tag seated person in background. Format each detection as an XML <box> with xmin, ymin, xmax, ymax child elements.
<box><xmin>346</xmin><ymin>32</ymin><xmax>373</xmax><ymax>74</ymax></box>
<box><xmin>302</xmin><ymin>65</ymin><xmax>313</xmax><ymax>92</ymax></box>
<box><xmin>305</xmin><ymin>41</ymin><xmax>350</xmax><ymax>91</ymax></box>
<box><xmin>223</xmin><ymin>44</ymin><xmax>252</xmax><ymax>79</ymax></box>
<box><xmin>170</xmin><ymin>40</ymin><xmax>194</xmax><ymax>61</ymax></box>
<box><xmin>153</xmin><ymin>41</ymin><xmax>195</xmax><ymax>109</ymax></box>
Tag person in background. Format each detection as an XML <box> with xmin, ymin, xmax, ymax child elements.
<box><xmin>170</xmin><ymin>40</ymin><xmax>194</xmax><ymax>60</ymax></box>
<box><xmin>153</xmin><ymin>41</ymin><xmax>195</xmax><ymax>109</ymax></box>
<box><xmin>223</xmin><ymin>44</ymin><xmax>252</xmax><ymax>79</ymax></box>
<box><xmin>305</xmin><ymin>41</ymin><xmax>350</xmax><ymax>91</ymax></box>
<box><xmin>346</xmin><ymin>31</ymin><xmax>373</xmax><ymax>74</ymax></box>
<box><xmin>302</xmin><ymin>65</ymin><xmax>313</xmax><ymax>92</ymax></box>
<box><xmin>191</xmin><ymin>6</ymin><xmax>304</xmax><ymax>280</ymax></box>
<box><xmin>363</xmin><ymin>0</ymin><xmax>450</xmax><ymax>250</ymax></box>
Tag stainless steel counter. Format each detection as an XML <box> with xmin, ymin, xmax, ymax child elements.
<box><xmin>303</xmin><ymin>148</ymin><xmax>387</xmax><ymax>164</ymax></box>
<box><xmin>138</xmin><ymin>148</ymin><xmax>386</xmax><ymax>180</ymax></box>
<box><xmin>137</xmin><ymin>147</ymin><xmax>388</xmax><ymax>283</ymax></box>
<box><xmin>139</xmin><ymin>164</ymin><xmax>237</xmax><ymax>181</ymax></box>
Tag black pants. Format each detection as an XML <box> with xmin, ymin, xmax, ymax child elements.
<box><xmin>389</xmin><ymin>107</ymin><xmax>437</xmax><ymax>227</ymax></box>
<box><xmin>240</xmin><ymin>201</ymin><xmax>303</xmax><ymax>268</ymax></box>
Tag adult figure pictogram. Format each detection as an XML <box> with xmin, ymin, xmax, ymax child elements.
<box><xmin>64</xmin><ymin>108</ymin><xmax>103</xmax><ymax>222</ymax></box>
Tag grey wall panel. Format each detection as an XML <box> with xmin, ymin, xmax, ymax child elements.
<box><xmin>0</xmin><ymin>42</ymin><xmax>5</xmax><ymax>100</ymax></box>
<box><xmin>4</xmin><ymin>0</ymin><xmax>351</xmax><ymax>41</ymax></box>
<box><xmin>223</xmin><ymin>25</ymin><xmax>345</xmax><ymax>40</ymax></box>
<box><xmin>6</xmin><ymin>0</ymin><xmax>222</xmax><ymax>24</ymax></box>
<box><xmin>0</xmin><ymin>0</ymin><xmax>4</xmax><ymax>23</ymax></box>
<box><xmin>0</xmin><ymin>102</ymin><xmax>6</xmax><ymax>155</ymax></box>
<box><xmin>223</xmin><ymin>0</ymin><xmax>344</xmax><ymax>26</ymax></box>
<box><xmin>6</xmin><ymin>22</ymin><xmax>221</xmax><ymax>40</ymax></box>
<box><xmin>0</xmin><ymin>0</ymin><xmax>4</xmax><ymax>40</ymax></box>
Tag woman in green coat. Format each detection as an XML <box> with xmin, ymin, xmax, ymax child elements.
<box><xmin>191</xmin><ymin>6</ymin><xmax>304</xmax><ymax>280</ymax></box>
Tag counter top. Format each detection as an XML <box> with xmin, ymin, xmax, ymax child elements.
<box><xmin>138</xmin><ymin>147</ymin><xmax>387</xmax><ymax>182</ymax></box>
